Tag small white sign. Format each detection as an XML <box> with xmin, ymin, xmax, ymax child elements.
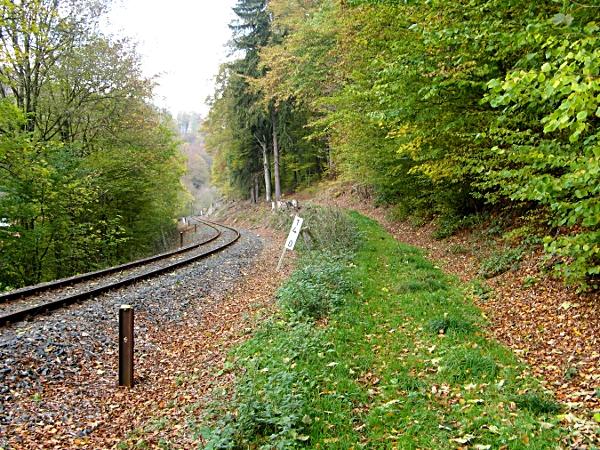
<box><xmin>285</xmin><ymin>216</ymin><xmax>304</xmax><ymax>250</ymax></box>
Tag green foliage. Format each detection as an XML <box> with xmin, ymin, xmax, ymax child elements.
<box><xmin>277</xmin><ymin>253</ymin><xmax>354</xmax><ymax>320</ymax></box>
<box><xmin>0</xmin><ymin>1</ymin><xmax>185</xmax><ymax>287</ymax></box>
<box><xmin>481</xmin><ymin>16</ymin><xmax>600</xmax><ymax>287</ymax></box>
<box><xmin>271</xmin><ymin>203</ymin><xmax>362</xmax><ymax>254</ymax></box>
<box><xmin>203</xmin><ymin>205</ymin><xmax>360</xmax><ymax>447</ymax></box>
<box><xmin>201</xmin><ymin>212</ymin><xmax>566</xmax><ymax>448</ymax></box>
<box><xmin>479</xmin><ymin>246</ymin><xmax>524</xmax><ymax>279</ymax></box>
<box><xmin>203</xmin><ymin>0</ymin><xmax>599</xmax><ymax>288</ymax></box>
<box><xmin>471</xmin><ymin>278</ymin><xmax>494</xmax><ymax>301</ymax></box>
<box><xmin>298</xmin><ymin>204</ymin><xmax>362</xmax><ymax>253</ymax></box>
<box><xmin>203</xmin><ymin>321</ymin><xmax>324</xmax><ymax>449</ymax></box>
<box><xmin>203</xmin><ymin>0</ymin><xmax>328</xmax><ymax>202</ymax></box>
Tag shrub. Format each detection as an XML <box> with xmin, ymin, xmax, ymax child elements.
<box><xmin>471</xmin><ymin>279</ymin><xmax>493</xmax><ymax>300</ymax></box>
<box><xmin>202</xmin><ymin>321</ymin><xmax>324</xmax><ymax>449</ymax></box>
<box><xmin>277</xmin><ymin>253</ymin><xmax>355</xmax><ymax>320</ymax></box>
<box><xmin>271</xmin><ymin>204</ymin><xmax>361</xmax><ymax>254</ymax></box>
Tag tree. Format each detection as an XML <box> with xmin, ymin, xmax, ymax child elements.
<box><xmin>0</xmin><ymin>0</ymin><xmax>185</xmax><ymax>289</ymax></box>
<box><xmin>206</xmin><ymin>0</ymin><xmax>599</xmax><ymax>287</ymax></box>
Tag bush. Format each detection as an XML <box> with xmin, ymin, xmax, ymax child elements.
<box><xmin>471</xmin><ymin>278</ymin><xmax>493</xmax><ymax>300</ymax></box>
<box><xmin>202</xmin><ymin>206</ymin><xmax>360</xmax><ymax>447</ymax></box>
<box><xmin>277</xmin><ymin>253</ymin><xmax>355</xmax><ymax>320</ymax></box>
<box><xmin>270</xmin><ymin>204</ymin><xmax>362</xmax><ymax>254</ymax></box>
<box><xmin>481</xmin><ymin>20</ymin><xmax>600</xmax><ymax>289</ymax></box>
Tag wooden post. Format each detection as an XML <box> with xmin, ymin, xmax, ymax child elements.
<box><xmin>119</xmin><ymin>305</ymin><xmax>134</xmax><ymax>387</ymax></box>
<box><xmin>180</xmin><ymin>232</ymin><xmax>184</xmax><ymax>248</ymax></box>
<box><xmin>276</xmin><ymin>247</ymin><xmax>287</xmax><ymax>272</ymax></box>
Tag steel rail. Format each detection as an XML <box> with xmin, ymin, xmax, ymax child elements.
<box><xmin>0</xmin><ymin>219</ymin><xmax>240</xmax><ymax>326</ymax></box>
<box><xmin>0</xmin><ymin>219</ymin><xmax>220</xmax><ymax>303</ymax></box>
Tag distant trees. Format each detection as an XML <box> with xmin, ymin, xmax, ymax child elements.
<box><xmin>0</xmin><ymin>0</ymin><xmax>185</xmax><ymax>289</ymax></box>
<box><xmin>205</xmin><ymin>0</ymin><xmax>598</xmax><ymax>288</ymax></box>
<box><xmin>177</xmin><ymin>112</ymin><xmax>203</xmax><ymax>139</ymax></box>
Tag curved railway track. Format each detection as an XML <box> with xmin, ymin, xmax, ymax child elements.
<box><xmin>0</xmin><ymin>219</ymin><xmax>240</xmax><ymax>326</ymax></box>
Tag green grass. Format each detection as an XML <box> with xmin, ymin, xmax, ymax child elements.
<box><xmin>201</xmin><ymin>211</ymin><xmax>567</xmax><ymax>449</ymax></box>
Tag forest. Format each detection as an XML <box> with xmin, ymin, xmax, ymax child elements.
<box><xmin>204</xmin><ymin>0</ymin><xmax>599</xmax><ymax>289</ymax></box>
<box><xmin>0</xmin><ymin>0</ymin><xmax>186</xmax><ymax>290</ymax></box>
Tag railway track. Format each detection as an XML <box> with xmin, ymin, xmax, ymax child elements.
<box><xmin>0</xmin><ymin>219</ymin><xmax>240</xmax><ymax>326</ymax></box>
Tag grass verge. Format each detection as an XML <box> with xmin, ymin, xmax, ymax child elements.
<box><xmin>200</xmin><ymin>210</ymin><xmax>566</xmax><ymax>449</ymax></box>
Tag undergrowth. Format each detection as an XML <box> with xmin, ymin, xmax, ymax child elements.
<box><xmin>277</xmin><ymin>252</ymin><xmax>355</xmax><ymax>320</ymax></box>
<box><xmin>479</xmin><ymin>246</ymin><xmax>524</xmax><ymax>278</ymax></box>
<box><xmin>433</xmin><ymin>213</ymin><xmax>485</xmax><ymax>240</ymax></box>
<box><xmin>269</xmin><ymin>203</ymin><xmax>362</xmax><ymax>254</ymax></box>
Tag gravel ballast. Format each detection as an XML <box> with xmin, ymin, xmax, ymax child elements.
<box><xmin>0</xmin><ymin>227</ymin><xmax>265</xmax><ymax>448</ymax></box>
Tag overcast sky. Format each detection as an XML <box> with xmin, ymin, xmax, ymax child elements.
<box><xmin>106</xmin><ymin>0</ymin><xmax>237</xmax><ymax>116</ymax></box>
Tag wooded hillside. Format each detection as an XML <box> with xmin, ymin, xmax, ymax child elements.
<box><xmin>204</xmin><ymin>0</ymin><xmax>599</xmax><ymax>289</ymax></box>
<box><xmin>0</xmin><ymin>0</ymin><xmax>186</xmax><ymax>290</ymax></box>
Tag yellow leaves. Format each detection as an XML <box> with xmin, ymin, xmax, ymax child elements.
<box><xmin>450</xmin><ymin>433</ymin><xmax>475</xmax><ymax>444</ymax></box>
<box><xmin>380</xmin><ymin>399</ymin><xmax>401</xmax><ymax>408</ymax></box>
<box><xmin>397</xmin><ymin>136</ymin><xmax>424</xmax><ymax>160</ymax></box>
<box><xmin>559</xmin><ymin>301</ymin><xmax>578</xmax><ymax>311</ymax></box>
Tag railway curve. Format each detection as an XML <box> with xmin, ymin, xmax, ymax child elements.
<box><xmin>0</xmin><ymin>219</ymin><xmax>240</xmax><ymax>326</ymax></box>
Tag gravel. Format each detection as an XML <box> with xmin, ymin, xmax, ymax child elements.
<box><xmin>0</xmin><ymin>226</ymin><xmax>263</xmax><ymax>446</ymax></box>
<box><xmin>0</xmin><ymin>222</ymin><xmax>221</xmax><ymax>317</ymax></box>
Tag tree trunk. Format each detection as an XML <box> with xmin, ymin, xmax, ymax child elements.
<box><xmin>272</xmin><ymin>108</ymin><xmax>281</xmax><ymax>202</ymax></box>
<box><xmin>260</xmin><ymin>140</ymin><xmax>272</xmax><ymax>202</ymax></box>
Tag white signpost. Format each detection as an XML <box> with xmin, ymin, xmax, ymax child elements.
<box><xmin>277</xmin><ymin>216</ymin><xmax>303</xmax><ymax>271</ymax></box>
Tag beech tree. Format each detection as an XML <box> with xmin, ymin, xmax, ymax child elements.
<box><xmin>205</xmin><ymin>0</ymin><xmax>598</xmax><ymax>288</ymax></box>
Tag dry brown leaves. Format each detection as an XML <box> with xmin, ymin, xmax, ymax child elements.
<box><xmin>5</xmin><ymin>227</ymin><xmax>292</xmax><ymax>449</ymax></box>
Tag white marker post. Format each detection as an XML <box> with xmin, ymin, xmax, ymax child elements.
<box><xmin>277</xmin><ymin>215</ymin><xmax>303</xmax><ymax>271</ymax></box>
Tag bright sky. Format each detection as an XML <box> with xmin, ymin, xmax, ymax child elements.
<box><xmin>106</xmin><ymin>0</ymin><xmax>237</xmax><ymax>116</ymax></box>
